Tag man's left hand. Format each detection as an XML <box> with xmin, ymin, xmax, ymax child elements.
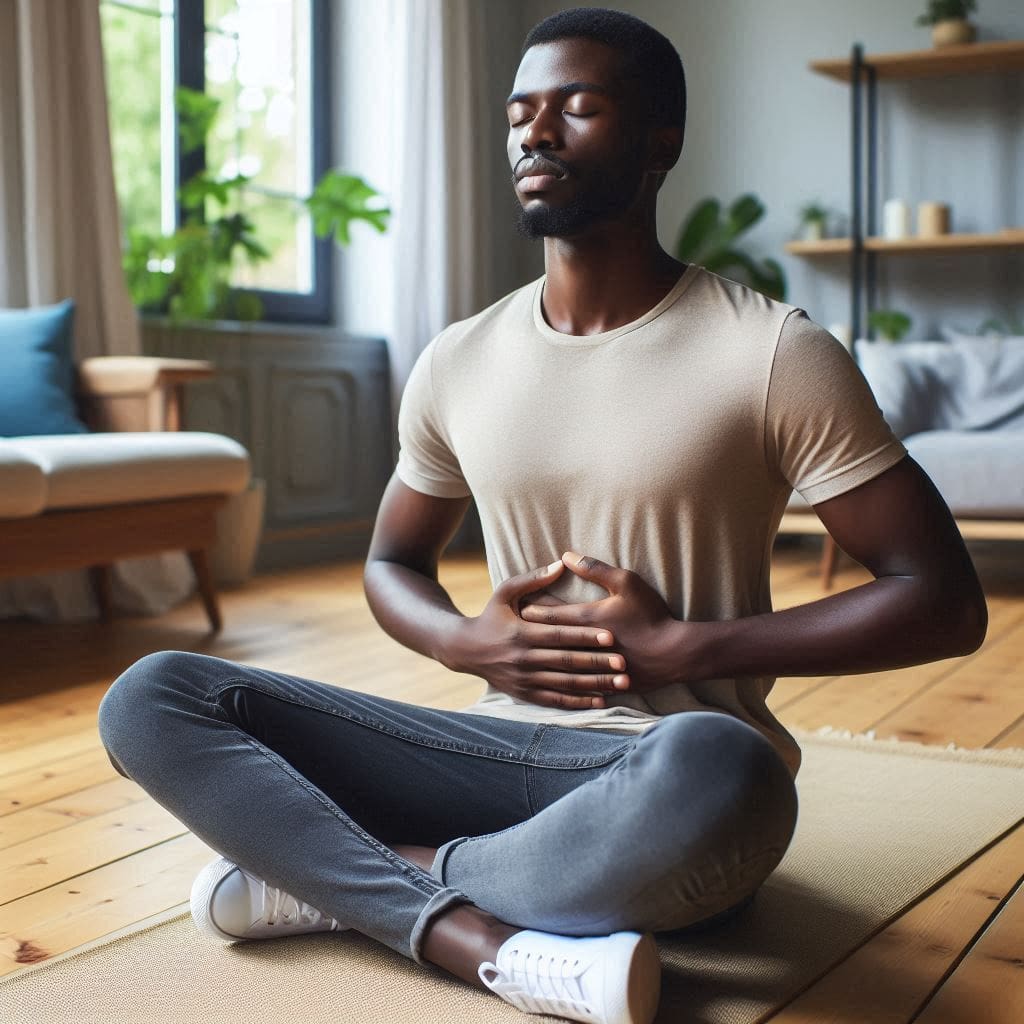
<box><xmin>519</xmin><ymin>551</ymin><xmax>697</xmax><ymax>693</ymax></box>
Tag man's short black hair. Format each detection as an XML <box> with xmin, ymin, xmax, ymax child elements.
<box><xmin>521</xmin><ymin>7</ymin><xmax>686</xmax><ymax>141</ymax></box>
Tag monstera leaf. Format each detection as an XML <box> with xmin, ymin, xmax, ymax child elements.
<box><xmin>305</xmin><ymin>172</ymin><xmax>391</xmax><ymax>247</ymax></box>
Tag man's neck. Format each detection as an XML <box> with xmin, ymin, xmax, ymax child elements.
<box><xmin>539</xmin><ymin>224</ymin><xmax>687</xmax><ymax>337</ymax></box>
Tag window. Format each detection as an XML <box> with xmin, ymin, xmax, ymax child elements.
<box><xmin>101</xmin><ymin>0</ymin><xmax>332</xmax><ymax>323</ymax></box>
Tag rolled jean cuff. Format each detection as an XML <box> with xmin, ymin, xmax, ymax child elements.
<box><xmin>408</xmin><ymin>886</ymin><xmax>471</xmax><ymax>965</ymax></box>
<box><xmin>429</xmin><ymin>835</ymin><xmax>467</xmax><ymax>884</ymax></box>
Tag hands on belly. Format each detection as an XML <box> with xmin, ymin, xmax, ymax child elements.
<box><xmin>452</xmin><ymin>553</ymin><xmax>691</xmax><ymax>709</ymax></box>
<box><xmin>448</xmin><ymin>559</ymin><xmax>627</xmax><ymax>710</ymax></box>
<box><xmin>517</xmin><ymin>552</ymin><xmax>692</xmax><ymax>698</ymax></box>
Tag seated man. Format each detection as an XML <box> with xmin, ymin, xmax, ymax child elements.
<box><xmin>98</xmin><ymin>9</ymin><xmax>987</xmax><ymax>1024</ymax></box>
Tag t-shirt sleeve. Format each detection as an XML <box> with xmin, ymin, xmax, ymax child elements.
<box><xmin>765</xmin><ymin>309</ymin><xmax>907</xmax><ymax>505</ymax></box>
<box><xmin>396</xmin><ymin>338</ymin><xmax>472</xmax><ymax>498</ymax></box>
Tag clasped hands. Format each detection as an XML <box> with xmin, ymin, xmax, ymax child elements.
<box><xmin>451</xmin><ymin>551</ymin><xmax>695</xmax><ymax>710</ymax></box>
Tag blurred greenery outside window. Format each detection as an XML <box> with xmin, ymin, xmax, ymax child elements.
<box><xmin>100</xmin><ymin>0</ymin><xmax>331</xmax><ymax>322</ymax></box>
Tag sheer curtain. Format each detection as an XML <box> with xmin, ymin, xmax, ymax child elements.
<box><xmin>385</xmin><ymin>0</ymin><xmax>494</xmax><ymax>396</ymax></box>
<box><xmin>0</xmin><ymin>0</ymin><xmax>139</xmax><ymax>357</ymax></box>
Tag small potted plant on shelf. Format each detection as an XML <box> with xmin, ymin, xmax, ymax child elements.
<box><xmin>915</xmin><ymin>0</ymin><xmax>978</xmax><ymax>48</ymax></box>
<box><xmin>868</xmin><ymin>309</ymin><xmax>913</xmax><ymax>342</ymax></box>
<box><xmin>798</xmin><ymin>202</ymin><xmax>829</xmax><ymax>241</ymax></box>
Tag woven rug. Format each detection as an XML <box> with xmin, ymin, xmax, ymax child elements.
<box><xmin>3</xmin><ymin>731</ymin><xmax>1023</xmax><ymax>1024</ymax></box>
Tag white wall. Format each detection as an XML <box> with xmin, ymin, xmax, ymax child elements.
<box><xmin>518</xmin><ymin>0</ymin><xmax>1024</xmax><ymax>337</ymax></box>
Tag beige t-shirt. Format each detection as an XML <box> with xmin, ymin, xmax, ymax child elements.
<box><xmin>397</xmin><ymin>264</ymin><xmax>907</xmax><ymax>776</ymax></box>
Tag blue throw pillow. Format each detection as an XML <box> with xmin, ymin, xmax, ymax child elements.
<box><xmin>0</xmin><ymin>299</ymin><xmax>88</xmax><ymax>436</ymax></box>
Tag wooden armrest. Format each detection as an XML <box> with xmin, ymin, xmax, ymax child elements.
<box><xmin>77</xmin><ymin>356</ymin><xmax>215</xmax><ymax>396</ymax></box>
<box><xmin>76</xmin><ymin>357</ymin><xmax>215</xmax><ymax>433</ymax></box>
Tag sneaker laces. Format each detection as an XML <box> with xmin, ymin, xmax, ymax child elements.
<box><xmin>260</xmin><ymin>880</ymin><xmax>341</xmax><ymax>931</ymax></box>
<box><xmin>479</xmin><ymin>946</ymin><xmax>594</xmax><ymax>1019</ymax></box>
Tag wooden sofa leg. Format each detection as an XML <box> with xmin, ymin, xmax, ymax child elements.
<box><xmin>89</xmin><ymin>565</ymin><xmax>115</xmax><ymax>621</ymax></box>
<box><xmin>820</xmin><ymin>536</ymin><xmax>839</xmax><ymax>589</ymax></box>
<box><xmin>187</xmin><ymin>549</ymin><xmax>223</xmax><ymax>633</ymax></box>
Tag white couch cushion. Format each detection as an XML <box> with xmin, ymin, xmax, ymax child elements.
<box><xmin>7</xmin><ymin>432</ymin><xmax>251</xmax><ymax>511</ymax></box>
<box><xmin>0</xmin><ymin>445</ymin><xmax>48</xmax><ymax>518</ymax></box>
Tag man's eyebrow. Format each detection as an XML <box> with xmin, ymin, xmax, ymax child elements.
<box><xmin>505</xmin><ymin>81</ymin><xmax>614</xmax><ymax>107</ymax></box>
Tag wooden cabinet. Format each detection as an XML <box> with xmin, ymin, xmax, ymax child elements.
<box><xmin>142</xmin><ymin>320</ymin><xmax>392</xmax><ymax>570</ymax></box>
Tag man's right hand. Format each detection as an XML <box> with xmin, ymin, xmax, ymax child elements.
<box><xmin>448</xmin><ymin>561</ymin><xmax>630</xmax><ymax>710</ymax></box>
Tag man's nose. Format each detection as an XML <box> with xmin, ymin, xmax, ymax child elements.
<box><xmin>520</xmin><ymin>107</ymin><xmax>560</xmax><ymax>152</ymax></box>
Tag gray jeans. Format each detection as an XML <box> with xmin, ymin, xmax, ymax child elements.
<box><xmin>97</xmin><ymin>652</ymin><xmax>798</xmax><ymax>964</ymax></box>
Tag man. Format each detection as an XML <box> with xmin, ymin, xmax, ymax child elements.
<box><xmin>98</xmin><ymin>9</ymin><xmax>987</xmax><ymax>1024</ymax></box>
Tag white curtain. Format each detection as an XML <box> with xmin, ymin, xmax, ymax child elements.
<box><xmin>0</xmin><ymin>0</ymin><xmax>140</xmax><ymax>358</ymax></box>
<box><xmin>386</xmin><ymin>0</ymin><xmax>493</xmax><ymax>397</ymax></box>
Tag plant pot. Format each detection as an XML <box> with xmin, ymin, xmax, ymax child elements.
<box><xmin>802</xmin><ymin>221</ymin><xmax>825</xmax><ymax>241</ymax></box>
<box><xmin>210</xmin><ymin>478</ymin><xmax>266</xmax><ymax>586</ymax></box>
<box><xmin>931</xmin><ymin>19</ymin><xmax>976</xmax><ymax>47</ymax></box>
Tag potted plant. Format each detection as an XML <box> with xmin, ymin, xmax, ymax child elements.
<box><xmin>798</xmin><ymin>202</ymin><xmax>829</xmax><ymax>241</ymax></box>
<box><xmin>915</xmin><ymin>0</ymin><xmax>978</xmax><ymax>48</ymax></box>
<box><xmin>675</xmin><ymin>193</ymin><xmax>786</xmax><ymax>301</ymax></box>
<box><xmin>868</xmin><ymin>309</ymin><xmax>913</xmax><ymax>342</ymax></box>
<box><xmin>124</xmin><ymin>88</ymin><xmax>390</xmax><ymax>324</ymax></box>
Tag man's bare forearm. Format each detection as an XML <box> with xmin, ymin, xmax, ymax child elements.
<box><xmin>363</xmin><ymin>559</ymin><xmax>467</xmax><ymax>669</ymax></box>
<box><xmin>520</xmin><ymin>543</ymin><xmax>987</xmax><ymax>693</ymax></box>
<box><xmin>678</xmin><ymin>573</ymin><xmax>987</xmax><ymax>683</ymax></box>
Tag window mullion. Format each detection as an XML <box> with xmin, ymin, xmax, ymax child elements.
<box><xmin>176</xmin><ymin>0</ymin><xmax>206</xmax><ymax>228</ymax></box>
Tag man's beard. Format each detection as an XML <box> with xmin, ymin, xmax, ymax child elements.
<box><xmin>513</xmin><ymin>159</ymin><xmax>646</xmax><ymax>240</ymax></box>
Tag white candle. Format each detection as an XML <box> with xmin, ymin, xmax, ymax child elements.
<box><xmin>883</xmin><ymin>199</ymin><xmax>911</xmax><ymax>239</ymax></box>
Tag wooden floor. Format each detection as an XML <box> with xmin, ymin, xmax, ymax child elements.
<box><xmin>2</xmin><ymin>540</ymin><xmax>1023</xmax><ymax>1021</ymax></box>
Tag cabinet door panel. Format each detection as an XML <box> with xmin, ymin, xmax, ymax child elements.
<box><xmin>269</xmin><ymin>367</ymin><xmax>359</xmax><ymax>523</ymax></box>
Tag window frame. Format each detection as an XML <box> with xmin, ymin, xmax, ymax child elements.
<box><xmin>175</xmin><ymin>0</ymin><xmax>333</xmax><ymax>324</ymax></box>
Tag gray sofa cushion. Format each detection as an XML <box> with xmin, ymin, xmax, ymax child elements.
<box><xmin>905</xmin><ymin>431</ymin><xmax>1024</xmax><ymax>517</ymax></box>
<box><xmin>856</xmin><ymin>338</ymin><xmax>1024</xmax><ymax>437</ymax></box>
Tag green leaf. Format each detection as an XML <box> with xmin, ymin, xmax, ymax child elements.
<box><xmin>867</xmin><ymin>309</ymin><xmax>913</xmax><ymax>342</ymax></box>
<box><xmin>179</xmin><ymin>172</ymin><xmax>250</xmax><ymax>211</ymax></box>
<box><xmin>675</xmin><ymin>198</ymin><xmax>721</xmax><ymax>262</ymax></box>
<box><xmin>707</xmin><ymin>248</ymin><xmax>787</xmax><ymax>301</ymax></box>
<box><xmin>232</xmin><ymin>292</ymin><xmax>264</xmax><ymax>321</ymax></box>
<box><xmin>305</xmin><ymin>171</ymin><xmax>390</xmax><ymax>248</ymax></box>
<box><xmin>176</xmin><ymin>87</ymin><xmax>220</xmax><ymax>155</ymax></box>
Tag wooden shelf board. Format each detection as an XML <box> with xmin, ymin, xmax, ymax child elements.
<box><xmin>785</xmin><ymin>238</ymin><xmax>853</xmax><ymax>255</ymax></box>
<box><xmin>811</xmin><ymin>39</ymin><xmax>1024</xmax><ymax>81</ymax></box>
<box><xmin>785</xmin><ymin>228</ymin><xmax>1024</xmax><ymax>256</ymax></box>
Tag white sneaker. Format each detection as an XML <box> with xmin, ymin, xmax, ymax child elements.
<box><xmin>478</xmin><ymin>929</ymin><xmax>661</xmax><ymax>1024</ymax></box>
<box><xmin>189</xmin><ymin>856</ymin><xmax>345</xmax><ymax>943</ymax></box>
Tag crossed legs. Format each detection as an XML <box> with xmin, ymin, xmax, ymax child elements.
<box><xmin>98</xmin><ymin>652</ymin><xmax>797</xmax><ymax>988</ymax></box>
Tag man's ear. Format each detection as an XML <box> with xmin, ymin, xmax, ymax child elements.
<box><xmin>648</xmin><ymin>125</ymin><xmax>683</xmax><ymax>175</ymax></box>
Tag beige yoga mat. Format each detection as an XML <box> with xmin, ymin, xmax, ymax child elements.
<box><xmin>3</xmin><ymin>732</ymin><xmax>1023</xmax><ymax>1024</ymax></box>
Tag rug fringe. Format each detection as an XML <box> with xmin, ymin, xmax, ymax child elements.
<box><xmin>792</xmin><ymin>725</ymin><xmax>1024</xmax><ymax>765</ymax></box>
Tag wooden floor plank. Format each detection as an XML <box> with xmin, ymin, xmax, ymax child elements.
<box><xmin>1</xmin><ymin>798</ymin><xmax>186</xmax><ymax>904</ymax></box>
<box><xmin>767</xmin><ymin>824</ymin><xmax>1024</xmax><ymax>1023</ymax></box>
<box><xmin>0</xmin><ymin>728</ymin><xmax>102</xmax><ymax>778</ymax></box>
<box><xmin>0</xmin><ymin>777</ymin><xmax>142</xmax><ymax>850</ymax></box>
<box><xmin>991</xmin><ymin>715</ymin><xmax>1024</xmax><ymax>750</ymax></box>
<box><xmin>913</xmin><ymin>875</ymin><xmax>1024</xmax><ymax>1024</ymax></box>
<box><xmin>0</xmin><ymin>832</ymin><xmax>212</xmax><ymax>976</ymax></box>
<box><xmin>0</xmin><ymin>748</ymin><xmax>117</xmax><ymax>817</ymax></box>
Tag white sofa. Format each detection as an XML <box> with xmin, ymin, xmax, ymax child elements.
<box><xmin>0</xmin><ymin>357</ymin><xmax>251</xmax><ymax>630</ymax></box>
